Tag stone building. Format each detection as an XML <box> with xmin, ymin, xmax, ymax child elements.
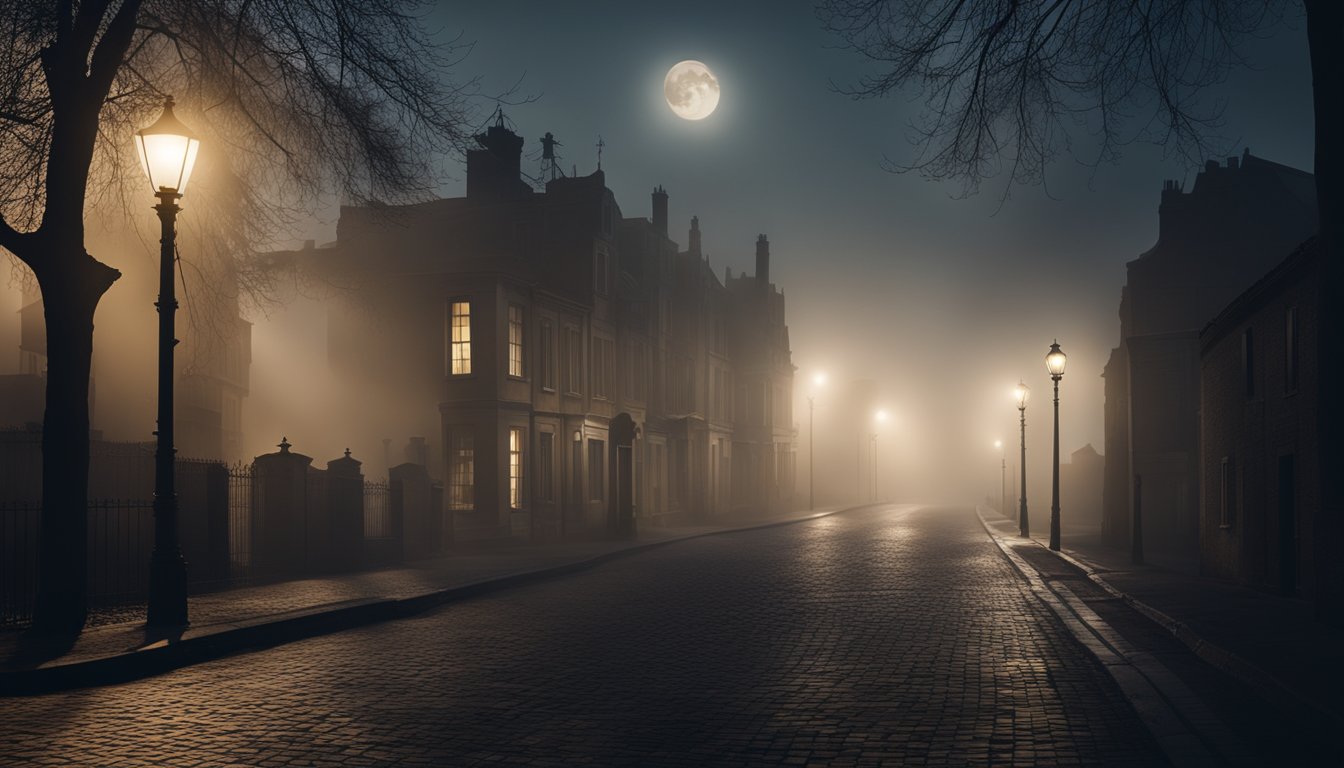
<box><xmin>1101</xmin><ymin>151</ymin><xmax>1317</xmax><ymax>559</ymax></box>
<box><xmin>316</xmin><ymin>118</ymin><xmax>796</xmax><ymax>540</ymax></box>
<box><xmin>1060</xmin><ymin>443</ymin><xmax>1103</xmax><ymax>529</ymax></box>
<box><xmin>1200</xmin><ymin>239</ymin><xmax>1319</xmax><ymax>603</ymax></box>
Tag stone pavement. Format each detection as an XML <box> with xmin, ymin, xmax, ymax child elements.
<box><xmin>1053</xmin><ymin>530</ymin><xmax>1344</xmax><ymax>728</ymax></box>
<box><xmin>0</xmin><ymin>510</ymin><xmax>842</xmax><ymax>690</ymax></box>
<box><xmin>0</xmin><ymin>505</ymin><xmax>1166</xmax><ymax>767</ymax></box>
<box><xmin>982</xmin><ymin>507</ymin><xmax>1342</xmax><ymax>764</ymax></box>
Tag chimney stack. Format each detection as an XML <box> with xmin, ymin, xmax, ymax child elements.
<box><xmin>652</xmin><ymin>186</ymin><xmax>668</xmax><ymax>236</ymax></box>
<box><xmin>689</xmin><ymin>215</ymin><xmax>701</xmax><ymax>255</ymax></box>
<box><xmin>756</xmin><ymin>234</ymin><xmax>770</xmax><ymax>287</ymax></box>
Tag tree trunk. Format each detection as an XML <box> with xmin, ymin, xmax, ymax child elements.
<box><xmin>29</xmin><ymin>252</ymin><xmax>119</xmax><ymax>635</ymax></box>
<box><xmin>1305</xmin><ymin>0</ymin><xmax>1343</xmax><ymax>625</ymax></box>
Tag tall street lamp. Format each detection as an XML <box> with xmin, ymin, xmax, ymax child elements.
<box><xmin>994</xmin><ymin>439</ymin><xmax>1005</xmax><ymax>516</ymax></box>
<box><xmin>808</xmin><ymin>371</ymin><xmax>827</xmax><ymax>510</ymax></box>
<box><xmin>1015</xmin><ymin>381</ymin><xmax>1030</xmax><ymax>537</ymax></box>
<box><xmin>136</xmin><ymin>96</ymin><xmax>200</xmax><ymax>628</ymax></box>
<box><xmin>1046</xmin><ymin>341</ymin><xmax>1068</xmax><ymax>551</ymax></box>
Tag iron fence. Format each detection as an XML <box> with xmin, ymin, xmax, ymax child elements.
<box><xmin>227</xmin><ymin>463</ymin><xmax>254</xmax><ymax>574</ymax></box>
<box><xmin>0</xmin><ymin>502</ymin><xmax>39</xmax><ymax>626</ymax></box>
<box><xmin>364</xmin><ymin>480</ymin><xmax>392</xmax><ymax>539</ymax></box>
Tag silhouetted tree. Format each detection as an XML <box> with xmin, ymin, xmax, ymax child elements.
<box><xmin>0</xmin><ymin>1</ymin><xmax>477</xmax><ymax>634</ymax></box>
<box><xmin>820</xmin><ymin>0</ymin><xmax>1343</xmax><ymax>620</ymax></box>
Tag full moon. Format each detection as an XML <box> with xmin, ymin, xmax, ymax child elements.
<box><xmin>664</xmin><ymin>60</ymin><xmax>720</xmax><ymax>121</ymax></box>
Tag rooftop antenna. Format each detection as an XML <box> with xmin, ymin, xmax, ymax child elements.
<box><xmin>596</xmin><ymin>135</ymin><xmax>605</xmax><ymax>171</ymax></box>
<box><xmin>539</xmin><ymin>131</ymin><xmax>564</xmax><ymax>181</ymax></box>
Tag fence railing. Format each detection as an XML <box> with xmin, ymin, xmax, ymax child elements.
<box><xmin>364</xmin><ymin>480</ymin><xmax>391</xmax><ymax>539</ymax></box>
<box><xmin>2</xmin><ymin>459</ymin><xmax>420</xmax><ymax>627</ymax></box>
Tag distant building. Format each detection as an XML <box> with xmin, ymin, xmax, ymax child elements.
<box><xmin>0</xmin><ymin>280</ymin><xmax>251</xmax><ymax>463</ymax></box>
<box><xmin>312</xmin><ymin>117</ymin><xmax>796</xmax><ymax>540</ymax></box>
<box><xmin>1200</xmin><ymin>239</ymin><xmax>1320</xmax><ymax>604</ymax></box>
<box><xmin>1061</xmin><ymin>443</ymin><xmax>1103</xmax><ymax>529</ymax></box>
<box><xmin>1102</xmin><ymin>151</ymin><xmax>1317</xmax><ymax>559</ymax></box>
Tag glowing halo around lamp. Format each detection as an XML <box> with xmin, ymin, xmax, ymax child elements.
<box><xmin>664</xmin><ymin>60</ymin><xmax>720</xmax><ymax>120</ymax></box>
<box><xmin>135</xmin><ymin>96</ymin><xmax>200</xmax><ymax>194</ymax></box>
<box><xmin>813</xmin><ymin>371</ymin><xmax>828</xmax><ymax>388</ymax></box>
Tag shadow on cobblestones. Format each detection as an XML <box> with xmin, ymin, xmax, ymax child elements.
<box><xmin>0</xmin><ymin>505</ymin><xmax>1169</xmax><ymax>767</ymax></box>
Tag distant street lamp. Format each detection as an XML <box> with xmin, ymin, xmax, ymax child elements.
<box><xmin>808</xmin><ymin>371</ymin><xmax>827</xmax><ymax>511</ymax></box>
<box><xmin>137</xmin><ymin>96</ymin><xmax>200</xmax><ymax>628</ymax></box>
<box><xmin>994</xmin><ymin>439</ymin><xmax>1005</xmax><ymax>517</ymax></box>
<box><xmin>1046</xmin><ymin>341</ymin><xmax>1068</xmax><ymax>551</ymax></box>
<box><xmin>1015</xmin><ymin>381</ymin><xmax>1030</xmax><ymax>537</ymax></box>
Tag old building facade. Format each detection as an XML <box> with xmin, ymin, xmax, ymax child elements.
<box><xmin>319</xmin><ymin>119</ymin><xmax>796</xmax><ymax>540</ymax></box>
<box><xmin>1101</xmin><ymin>151</ymin><xmax>1317</xmax><ymax>559</ymax></box>
<box><xmin>1200</xmin><ymin>239</ymin><xmax>1319</xmax><ymax>603</ymax></box>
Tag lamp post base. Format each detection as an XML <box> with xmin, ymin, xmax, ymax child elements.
<box><xmin>147</xmin><ymin>549</ymin><xmax>189</xmax><ymax>628</ymax></box>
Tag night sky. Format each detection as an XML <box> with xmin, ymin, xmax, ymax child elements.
<box><xmin>417</xmin><ymin>1</ymin><xmax>1313</xmax><ymax>498</ymax></box>
<box><xmin>0</xmin><ymin>1</ymin><xmax>1316</xmax><ymax>500</ymax></box>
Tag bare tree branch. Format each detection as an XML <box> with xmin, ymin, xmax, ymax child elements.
<box><xmin>819</xmin><ymin>0</ymin><xmax>1292</xmax><ymax>195</ymax></box>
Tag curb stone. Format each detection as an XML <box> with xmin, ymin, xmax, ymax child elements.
<box><xmin>1051</xmin><ymin>544</ymin><xmax>1343</xmax><ymax>732</ymax></box>
<box><xmin>974</xmin><ymin>506</ymin><xmax>1249</xmax><ymax>768</ymax></box>
<box><xmin>2</xmin><ymin>505</ymin><xmax>864</xmax><ymax>696</ymax></box>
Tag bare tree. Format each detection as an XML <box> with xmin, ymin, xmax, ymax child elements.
<box><xmin>819</xmin><ymin>0</ymin><xmax>1344</xmax><ymax>621</ymax></box>
<box><xmin>0</xmin><ymin>0</ymin><xmax>479</xmax><ymax>634</ymax></box>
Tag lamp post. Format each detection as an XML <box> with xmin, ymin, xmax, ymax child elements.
<box><xmin>1046</xmin><ymin>341</ymin><xmax>1068</xmax><ymax>551</ymax></box>
<box><xmin>1015</xmin><ymin>381</ymin><xmax>1030</xmax><ymax>537</ymax></box>
<box><xmin>136</xmin><ymin>96</ymin><xmax>200</xmax><ymax>628</ymax></box>
<box><xmin>994</xmin><ymin>440</ymin><xmax>1005</xmax><ymax>516</ymax></box>
<box><xmin>809</xmin><ymin>372</ymin><xmax>827</xmax><ymax>511</ymax></box>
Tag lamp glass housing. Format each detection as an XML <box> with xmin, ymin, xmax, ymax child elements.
<box><xmin>1046</xmin><ymin>342</ymin><xmax>1067</xmax><ymax>378</ymax></box>
<box><xmin>135</xmin><ymin>98</ymin><xmax>200</xmax><ymax>194</ymax></box>
<box><xmin>1015</xmin><ymin>381</ymin><xmax>1030</xmax><ymax>409</ymax></box>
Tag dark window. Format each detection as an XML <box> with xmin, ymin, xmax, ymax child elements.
<box><xmin>1242</xmin><ymin>328</ymin><xmax>1255</xmax><ymax>398</ymax></box>
<box><xmin>1285</xmin><ymin>307</ymin><xmax>1298</xmax><ymax>394</ymax></box>
<box><xmin>449</xmin><ymin>431</ymin><xmax>475</xmax><ymax>510</ymax></box>
<box><xmin>539</xmin><ymin>432</ymin><xmax>555</xmax><ymax>502</ymax></box>
<box><xmin>564</xmin><ymin>326</ymin><xmax>582</xmax><ymax>394</ymax></box>
<box><xmin>588</xmin><ymin>439</ymin><xmax>605</xmax><ymax>501</ymax></box>
<box><xmin>1220</xmin><ymin>457</ymin><xmax>1236</xmax><ymax>529</ymax></box>
<box><xmin>540</xmin><ymin>318</ymin><xmax>555</xmax><ymax>391</ymax></box>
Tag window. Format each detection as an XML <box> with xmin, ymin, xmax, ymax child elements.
<box><xmin>1220</xmin><ymin>457</ymin><xmax>1236</xmax><ymax>529</ymax></box>
<box><xmin>564</xmin><ymin>326</ymin><xmax>583</xmax><ymax>394</ymax></box>
<box><xmin>1242</xmin><ymin>328</ymin><xmax>1255</xmax><ymax>398</ymax></box>
<box><xmin>595</xmin><ymin>248</ymin><xmax>608</xmax><ymax>294</ymax></box>
<box><xmin>540</xmin><ymin>318</ymin><xmax>555</xmax><ymax>391</ymax></box>
<box><xmin>449</xmin><ymin>432</ymin><xmax>475</xmax><ymax>510</ymax></box>
<box><xmin>1285</xmin><ymin>306</ymin><xmax>1298</xmax><ymax>394</ymax></box>
<box><xmin>592</xmin><ymin>337</ymin><xmax>614</xmax><ymax>399</ymax></box>
<box><xmin>588</xmin><ymin>439</ymin><xmax>605</xmax><ymax>501</ymax></box>
<box><xmin>448</xmin><ymin>301</ymin><xmax>471</xmax><ymax>375</ymax></box>
<box><xmin>508</xmin><ymin>304</ymin><xmax>525</xmax><ymax>378</ymax></box>
<box><xmin>509</xmin><ymin>427</ymin><xmax>525</xmax><ymax>509</ymax></box>
<box><xmin>539</xmin><ymin>432</ymin><xmax>555</xmax><ymax>502</ymax></box>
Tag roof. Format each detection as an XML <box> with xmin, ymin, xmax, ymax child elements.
<box><xmin>1200</xmin><ymin>236</ymin><xmax>1319</xmax><ymax>350</ymax></box>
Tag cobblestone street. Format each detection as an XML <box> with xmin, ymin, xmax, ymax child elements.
<box><xmin>0</xmin><ymin>505</ymin><xmax>1165</xmax><ymax>766</ymax></box>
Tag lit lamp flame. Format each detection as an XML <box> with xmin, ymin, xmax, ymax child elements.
<box><xmin>135</xmin><ymin>96</ymin><xmax>200</xmax><ymax>193</ymax></box>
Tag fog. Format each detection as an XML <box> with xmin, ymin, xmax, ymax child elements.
<box><xmin>0</xmin><ymin>2</ymin><xmax>1314</xmax><ymax>532</ymax></box>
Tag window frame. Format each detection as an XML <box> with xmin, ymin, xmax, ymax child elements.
<box><xmin>447</xmin><ymin>299</ymin><xmax>472</xmax><ymax>377</ymax></box>
<box><xmin>448</xmin><ymin>429</ymin><xmax>475</xmax><ymax>511</ymax></box>
<box><xmin>507</xmin><ymin>303</ymin><xmax>526</xmax><ymax>379</ymax></box>
<box><xmin>509</xmin><ymin>426</ymin><xmax>526</xmax><ymax>510</ymax></box>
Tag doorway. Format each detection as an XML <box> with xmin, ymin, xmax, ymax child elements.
<box><xmin>1277</xmin><ymin>454</ymin><xmax>1298</xmax><ymax>595</ymax></box>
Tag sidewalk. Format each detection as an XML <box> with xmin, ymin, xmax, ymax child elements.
<box><xmin>1</xmin><ymin>507</ymin><xmax>846</xmax><ymax>695</ymax></box>
<box><xmin>983</xmin><ymin>508</ymin><xmax>1344</xmax><ymax>729</ymax></box>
